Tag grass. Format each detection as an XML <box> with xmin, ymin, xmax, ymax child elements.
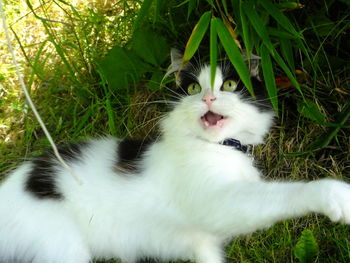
<box><xmin>1</xmin><ymin>0</ymin><xmax>350</xmax><ymax>263</ymax></box>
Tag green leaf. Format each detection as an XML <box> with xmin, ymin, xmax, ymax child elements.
<box><xmin>187</xmin><ymin>0</ymin><xmax>197</xmax><ymax>19</ymax></box>
<box><xmin>279</xmin><ymin>36</ymin><xmax>295</xmax><ymax>70</ymax></box>
<box><xmin>259</xmin><ymin>0</ymin><xmax>301</xmax><ymax>38</ymax></box>
<box><xmin>242</xmin><ymin>2</ymin><xmax>274</xmax><ymax>53</ymax></box>
<box><xmin>297</xmin><ymin>100</ymin><xmax>325</xmax><ymax>124</ymax></box>
<box><xmin>213</xmin><ymin>18</ymin><xmax>254</xmax><ymax>96</ymax></box>
<box><xmin>242</xmin><ymin>2</ymin><xmax>302</xmax><ymax>95</ymax></box>
<box><xmin>260</xmin><ymin>45</ymin><xmax>278</xmax><ymax>114</ymax></box>
<box><xmin>294</xmin><ymin>230</ymin><xmax>318</xmax><ymax>263</ymax></box>
<box><xmin>240</xmin><ymin>2</ymin><xmax>253</xmax><ymax>58</ymax></box>
<box><xmin>306</xmin><ymin>101</ymin><xmax>350</xmax><ymax>151</ymax></box>
<box><xmin>222</xmin><ymin>0</ymin><xmax>229</xmax><ymax>15</ymax></box>
<box><xmin>267</xmin><ymin>27</ymin><xmax>298</xmax><ymax>39</ymax></box>
<box><xmin>98</xmin><ymin>46</ymin><xmax>152</xmax><ymax>91</ymax></box>
<box><xmin>132</xmin><ymin>29</ymin><xmax>169</xmax><ymax>67</ymax></box>
<box><xmin>133</xmin><ymin>0</ymin><xmax>154</xmax><ymax>30</ymax></box>
<box><xmin>210</xmin><ymin>18</ymin><xmax>218</xmax><ymax>90</ymax></box>
<box><xmin>206</xmin><ymin>0</ymin><xmax>215</xmax><ymax>8</ymax></box>
<box><xmin>183</xmin><ymin>11</ymin><xmax>211</xmax><ymax>62</ymax></box>
<box><xmin>148</xmin><ymin>71</ymin><xmax>164</xmax><ymax>90</ymax></box>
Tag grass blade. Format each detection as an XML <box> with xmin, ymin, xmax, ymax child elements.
<box><xmin>183</xmin><ymin>11</ymin><xmax>211</xmax><ymax>63</ymax></box>
<box><xmin>213</xmin><ymin>18</ymin><xmax>254</xmax><ymax>96</ymax></box>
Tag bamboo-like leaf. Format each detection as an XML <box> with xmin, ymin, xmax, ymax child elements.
<box><xmin>243</xmin><ymin>2</ymin><xmax>301</xmax><ymax>93</ymax></box>
<box><xmin>206</xmin><ymin>0</ymin><xmax>215</xmax><ymax>8</ymax></box>
<box><xmin>183</xmin><ymin>11</ymin><xmax>211</xmax><ymax>63</ymax></box>
<box><xmin>222</xmin><ymin>0</ymin><xmax>229</xmax><ymax>15</ymax></box>
<box><xmin>187</xmin><ymin>0</ymin><xmax>197</xmax><ymax>20</ymax></box>
<box><xmin>273</xmin><ymin>52</ymin><xmax>301</xmax><ymax>93</ymax></box>
<box><xmin>267</xmin><ymin>27</ymin><xmax>298</xmax><ymax>39</ymax></box>
<box><xmin>242</xmin><ymin>2</ymin><xmax>274</xmax><ymax>53</ymax></box>
<box><xmin>280</xmin><ymin>36</ymin><xmax>295</xmax><ymax>70</ymax></box>
<box><xmin>259</xmin><ymin>0</ymin><xmax>302</xmax><ymax>38</ymax></box>
<box><xmin>213</xmin><ymin>18</ymin><xmax>254</xmax><ymax>96</ymax></box>
<box><xmin>239</xmin><ymin>2</ymin><xmax>252</xmax><ymax>58</ymax></box>
<box><xmin>210</xmin><ymin>18</ymin><xmax>218</xmax><ymax>90</ymax></box>
<box><xmin>260</xmin><ymin>45</ymin><xmax>278</xmax><ymax>114</ymax></box>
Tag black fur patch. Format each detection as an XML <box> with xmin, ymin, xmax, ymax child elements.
<box><xmin>115</xmin><ymin>138</ymin><xmax>152</xmax><ymax>173</ymax></box>
<box><xmin>25</xmin><ymin>142</ymin><xmax>87</xmax><ymax>200</ymax></box>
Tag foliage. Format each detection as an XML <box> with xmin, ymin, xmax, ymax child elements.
<box><xmin>294</xmin><ymin>229</ymin><xmax>319</xmax><ymax>263</ymax></box>
<box><xmin>1</xmin><ymin>0</ymin><xmax>350</xmax><ymax>262</ymax></box>
<box><xmin>98</xmin><ymin>0</ymin><xmax>350</xmax><ymax>155</ymax></box>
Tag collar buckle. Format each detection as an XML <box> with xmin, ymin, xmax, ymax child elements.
<box><xmin>221</xmin><ymin>138</ymin><xmax>253</xmax><ymax>156</ymax></box>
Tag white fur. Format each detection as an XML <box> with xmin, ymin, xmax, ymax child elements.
<box><xmin>1</xmin><ymin>63</ymin><xmax>350</xmax><ymax>263</ymax></box>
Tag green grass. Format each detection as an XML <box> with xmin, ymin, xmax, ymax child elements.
<box><xmin>1</xmin><ymin>0</ymin><xmax>350</xmax><ymax>263</ymax></box>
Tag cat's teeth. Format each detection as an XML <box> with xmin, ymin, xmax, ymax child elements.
<box><xmin>204</xmin><ymin>121</ymin><xmax>210</xmax><ymax>127</ymax></box>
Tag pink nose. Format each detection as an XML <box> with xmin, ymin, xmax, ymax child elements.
<box><xmin>202</xmin><ymin>93</ymin><xmax>216</xmax><ymax>106</ymax></box>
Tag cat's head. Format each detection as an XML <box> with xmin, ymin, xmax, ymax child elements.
<box><xmin>161</xmin><ymin>49</ymin><xmax>275</xmax><ymax>146</ymax></box>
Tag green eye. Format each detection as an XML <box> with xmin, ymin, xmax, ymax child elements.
<box><xmin>187</xmin><ymin>83</ymin><xmax>202</xmax><ymax>95</ymax></box>
<box><xmin>221</xmin><ymin>80</ymin><xmax>237</xmax><ymax>92</ymax></box>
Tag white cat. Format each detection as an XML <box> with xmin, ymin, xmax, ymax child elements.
<box><xmin>1</xmin><ymin>49</ymin><xmax>350</xmax><ymax>263</ymax></box>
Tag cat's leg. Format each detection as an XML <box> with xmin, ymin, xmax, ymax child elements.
<box><xmin>192</xmin><ymin>235</ymin><xmax>224</xmax><ymax>263</ymax></box>
<box><xmin>202</xmin><ymin>179</ymin><xmax>350</xmax><ymax>234</ymax></box>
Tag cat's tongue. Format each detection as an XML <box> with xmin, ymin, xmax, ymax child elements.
<box><xmin>203</xmin><ymin>111</ymin><xmax>223</xmax><ymax>126</ymax></box>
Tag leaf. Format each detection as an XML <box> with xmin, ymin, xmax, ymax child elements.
<box><xmin>183</xmin><ymin>11</ymin><xmax>211</xmax><ymax>63</ymax></box>
<box><xmin>260</xmin><ymin>45</ymin><xmax>278</xmax><ymax>114</ymax></box>
<box><xmin>259</xmin><ymin>0</ymin><xmax>302</xmax><ymax>38</ymax></box>
<box><xmin>294</xmin><ymin>230</ymin><xmax>318</xmax><ymax>263</ymax></box>
<box><xmin>239</xmin><ymin>2</ymin><xmax>252</xmax><ymax>58</ymax></box>
<box><xmin>213</xmin><ymin>18</ymin><xmax>254</xmax><ymax>96</ymax></box>
<box><xmin>242</xmin><ymin>2</ymin><xmax>274</xmax><ymax>53</ymax></box>
<box><xmin>133</xmin><ymin>0</ymin><xmax>154</xmax><ymax>30</ymax></box>
<box><xmin>279</xmin><ymin>35</ymin><xmax>295</xmax><ymax>70</ymax></box>
<box><xmin>154</xmin><ymin>0</ymin><xmax>165</xmax><ymax>23</ymax></box>
<box><xmin>187</xmin><ymin>0</ymin><xmax>197</xmax><ymax>19</ymax></box>
<box><xmin>148</xmin><ymin>71</ymin><xmax>164</xmax><ymax>90</ymax></box>
<box><xmin>98</xmin><ymin>46</ymin><xmax>152</xmax><ymax>91</ymax></box>
<box><xmin>267</xmin><ymin>27</ymin><xmax>298</xmax><ymax>39</ymax></box>
<box><xmin>210</xmin><ymin>18</ymin><xmax>217</xmax><ymax>90</ymax></box>
<box><xmin>242</xmin><ymin>2</ymin><xmax>301</xmax><ymax>93</ymax></box>
<box><xmin>297</xmin><ymin>100</ymin><xmax>325</xmax><ymax>124</ymax></box>
<box><xmin>306</xmin><ymin>101</ymin><xmax>350</xmax><ymax>151</ymax></box>
<box><xmin>132</xmin><ymin>29</ymin><xmax>169</xmax><ymax>67</ymax></box>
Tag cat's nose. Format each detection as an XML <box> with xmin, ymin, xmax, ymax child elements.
<box><xmin>202</xmin><ymin>93</ymin><xmax>216</xmax><ymax>106</ymax></box>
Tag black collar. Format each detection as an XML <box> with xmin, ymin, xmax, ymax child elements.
<box><xmin>221</xmin><ymin>138</ymin><xmax>252</xmax><ymax>154</ymax></box>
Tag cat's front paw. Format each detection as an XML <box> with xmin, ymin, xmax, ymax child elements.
<box><xmin>315</xmin><ymin>179</ymin><xmax>350</xmax><ymax>223</ymax></box>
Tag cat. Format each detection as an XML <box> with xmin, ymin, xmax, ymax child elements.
<box><xmin>1</xmin><ymin>48</ymin><xmax>350</xmax><ymax>263</ymax></box>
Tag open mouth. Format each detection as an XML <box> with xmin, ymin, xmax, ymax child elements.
<box><xmin>200</xmin><ymin>111</ymin><xmax>227</xmax><ymax>128</ymax></box>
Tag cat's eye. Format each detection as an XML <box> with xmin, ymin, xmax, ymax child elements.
<box><xmin>187</xmin><ymin>83</ymin><xmax>202</xmax><ymax>95</ymax></box>
<box><xmin>221</xmin><ymin>80</ymin><xmax>237</xmax><ymax>92</ymax></box>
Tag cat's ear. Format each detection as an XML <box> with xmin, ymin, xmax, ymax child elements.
<box><xmin>163</xmin><ymin>48</ymin><xmax>183</xmax><ymax>84</ymax></box>
<box><xmin>170</xmin><ymin>48</ymin><xmax>183</xmax><ymax>68</ymax></box>
<box><xmin>244</xmin><ymin>53</ymin><xmax>261</xmax><ymax>80</ymax></box>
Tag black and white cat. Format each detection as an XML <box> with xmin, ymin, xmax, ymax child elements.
<box><xmin>1</xmin><ymin>49</ymin><xmax>350</xmax><ymax>263</ymax></box>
